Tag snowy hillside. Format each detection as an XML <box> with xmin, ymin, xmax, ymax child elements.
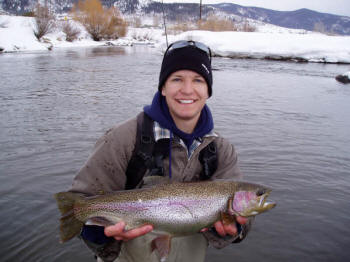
<box><xmin>1</xmin><ymin>15</ymin><xmax>350</xmax><ymax>64</ymax></box>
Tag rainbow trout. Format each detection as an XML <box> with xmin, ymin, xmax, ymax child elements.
<box><xmin>55</xmin><ymin>179</ymin><xmax>275</xmax><ymax>260</ymax></box>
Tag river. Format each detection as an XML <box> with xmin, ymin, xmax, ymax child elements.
<box><xmin>0</xmin><ymin>46</ymin><xmax>349</xmax><ymax>262</ymax></box>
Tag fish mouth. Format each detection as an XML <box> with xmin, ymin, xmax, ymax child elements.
<box><xmin>231</xmin><ymin>189</ymin><xmax>276</xmax><ymax>217</ymax></box>
<box><xmin>257</xmin><ymin>190</ymin><xmax>276</xmax><ymax>213</ymax></box>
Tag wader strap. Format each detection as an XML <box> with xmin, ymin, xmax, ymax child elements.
<box><xmin>149</xmin><ymin>138</ymin><xmax>169</xmax><ymax>176</ymax></box>
<box><xmin>199</xmin><ymin>141</ymin><xmax>218</xmax><ymax>180</ymax></box>
<box><xmin>125</xmin><ymin>112</ymin><xmax>155</xmax><ymax>190</ymax></box>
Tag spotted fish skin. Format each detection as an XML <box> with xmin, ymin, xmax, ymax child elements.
<box><xmin>54</xmin><ymin>180</ymin><xmax>276</xmax><ymax>243</ymax></box>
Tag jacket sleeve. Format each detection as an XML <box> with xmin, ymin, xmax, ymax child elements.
<box><xmin>69</xmin><ymin>118</ymin><xmax>137</xmax><ymax>261</ymax></box>
<box><xmin>70</xmin><ymin>117</ymin><xmax>137</xmax><ymax>195</ymax></box>
<box><xmin>203</xmin><ymin>136</ymin><xmax>254</xmax><ymax>248</ymax></box>
<box><xmin>211</xmin><ymin>136</ymin><xmax>243</xmax><ymax>181</ymax></box>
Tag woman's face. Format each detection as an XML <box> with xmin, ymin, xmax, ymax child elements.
<box><xmin>162</xmin><ymin>70</ymin><xmax>209</xmax><ymax>127</ymax></box>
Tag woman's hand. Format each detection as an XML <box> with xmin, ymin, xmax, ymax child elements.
<box><xmin>104</xmin><ymin>221</ymin><xmax>154</xmax><ymax>241</ymax></box>
<box><xmin>201</xmin><ymin>216</ymin><xmax>247</xmax><ymax>236</ymax></box>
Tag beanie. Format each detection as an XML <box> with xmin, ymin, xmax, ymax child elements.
<box><xmin>158</xmin><ymin>44</ymin><xmax>213</xmax><ymax>97</ymax></box>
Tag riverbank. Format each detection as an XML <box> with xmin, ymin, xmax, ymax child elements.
<box><xmin>1</xmin><ymin>15</ymin><xmax>350</xmax><ymax>64</ymax></box>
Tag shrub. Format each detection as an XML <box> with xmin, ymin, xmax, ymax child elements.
<box><xmin>23</xmin><ymin>11</ymin><xmax>35</xmax><ymax>17</ymax></box>
<box><xmin>33</xmin><ymin>3</ymin><xmax>55</xmax><ymax>40</ymax></box>
<box><xmin>153</xmin><ymin>16</ymin><xmax>160</xmax><ymax>28</ymax></box>
<box><xmin>313</xmin><ymin>21</ymin><xmax>327</xmax><ymax>34</ymax></box>
<box><xmin>133</xmin><ymin>16</ymin><xmax>142</xmax><ymax>28</ymax></box>
<box><xmin>62</xmin><ymin>20</ymin><xmax>81</xmax><ymax>42</ymax></box>
<box><xmin>103</xmin><ymin>10</ymin><xmax>128</xmax><ymax>39</ymax></box>
<box><xmin>169</xmin><ymin>23</ymin><xmax>192</xmax><ymax>34</ymax></box>
<box><xmin>241</xmin><ymin>19</ymin><xmax>256</xmax><ymax>32</ymax></box>
<box><xmin>71</xmin><ymin>0</ymin><xmax>127</xmax><ymax>41</ymax></box>
<box><xmin>197</xmin><ymin>15</ymin><xmax>237</xmax><ymax>32</ymax></box>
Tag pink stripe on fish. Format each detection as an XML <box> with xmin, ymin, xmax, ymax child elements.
<box><xmin>92</xmin><ymin>198</ymin><xmax>212</xmax><ymax>212</ymax></box>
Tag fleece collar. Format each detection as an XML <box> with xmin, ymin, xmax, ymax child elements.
<box><xmin>143</xmin><ymin>91</ymin><xmax>214</xmax><ymax>148</ymax></box>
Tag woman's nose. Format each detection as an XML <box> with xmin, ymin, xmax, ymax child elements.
<box><xmin>180</xmin><ymin>79</ymin><xmax>194</xmax><ymax>94</ymax></box>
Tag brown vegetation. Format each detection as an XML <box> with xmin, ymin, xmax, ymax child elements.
<box><xmin>169</xmin><ymin>22</ymin><xmax>194</xmax><ymax>35</ymax></box>
<box><xmin>197</xmin><ymin>15</ymin><xmax>237</xmax><ymax>32</ymax></box>
<box><xmin>71</xmin><ymin>0</ymin><xmax>127</xmax><ymax>41</ymax></box>
<box><xmin>241</xmin><ymin>19</ymin><xmax>256</xmax><ymax>32</ymax></box>
<box><xmin>33</xmin><ymin>3</ymin><xmax>55</xmax><ymax>40</ymax></box>
<box><xmin>62</xmin><ymin>20</ymin><xmax>81</xmax><ymax>42</ymax></box>
<box><xmin>169</xmin><ymin>15</ymin><xmax>256</xmax><ymax>33</ymax></box>
<box><xmin>313</xmin><ymin>21</ymin><xmax>336</xmax><ymax>35</ymax></box>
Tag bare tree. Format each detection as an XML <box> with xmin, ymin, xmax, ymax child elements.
<box><xmin>62</xmin><ymin>20</ymin><xmax>81</xmax><ymax>42</ymax></box>
<box><xmin>33</xmin><ymin>3</ymin><xmax>55</xmax><ymax>40</ymax></box>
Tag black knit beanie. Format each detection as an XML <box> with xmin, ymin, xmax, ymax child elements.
<box><xmin>158</xmin><ymin>44</ymin><xmax>213</xmax><ymax>97</ymax></box>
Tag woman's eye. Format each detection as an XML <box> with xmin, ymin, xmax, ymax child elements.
<box><xmin>194</xmin><ymin>78</ymin><xmax>204</xmax><ymax>83</ymax></box>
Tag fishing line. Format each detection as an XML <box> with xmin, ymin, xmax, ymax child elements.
<box><xmin>161</xmin><ymin>0</ymin><xmax>169</xmax><ymax>47</ymax></box>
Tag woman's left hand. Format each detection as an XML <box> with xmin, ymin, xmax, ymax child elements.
<box><xmin>200</xmin><ymin>216</ymin><xmax>247</xmax><ymax>236</ymax></box>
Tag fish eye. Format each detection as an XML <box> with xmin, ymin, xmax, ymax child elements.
<box><xmin>256</xmin><ymin>188</ymin><xmax>266</xmax><ymax>196</ymax></box>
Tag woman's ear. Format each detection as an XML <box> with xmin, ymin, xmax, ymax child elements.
<box><xmin>161</xmin><ymin>86</ymin><xmax>166</xmax><ymax>96</ymax></box>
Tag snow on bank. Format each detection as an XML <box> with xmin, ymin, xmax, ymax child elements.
<box><xmin>1</xmin><ymin>15</ymin><xmax>350</xmax><ymax>64</ymax></box>
<box><xmin>0</xmin><ymin>15</ymin><xmax>47</xmax><ymax>52</ymax></box>
<box><xmin>161</xmin><ymin>31</ymin><xmax>350</xmax><ymax>64</ymax></box>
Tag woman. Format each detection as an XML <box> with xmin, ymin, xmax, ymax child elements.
<box><xmin>71</xmin><ymin>40</ymin><xmax>252</xmax><ymax>262</ymax></box>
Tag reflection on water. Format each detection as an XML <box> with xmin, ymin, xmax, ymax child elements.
<box><xmin>0</xmin><ymin>46</ymin><xmax>349</xmax><ymax>262</ymax></box>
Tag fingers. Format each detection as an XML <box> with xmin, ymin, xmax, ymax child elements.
<box><xmin>214</xmin><ymin>218</ymin><xmax>245</xmax><ymax>237</ymax></box>
<box><xmin>213</xmin><ymin>221</ymin><xmax>225</xmax><ymax>236</ymax></box>
<box><xmin>121</xmin><ymin>224</ymin><xmax>153</xmax><ymax>241</ymax></box>
<box><xmin>104</xmin><ymin>221</ymin><xmax>153</xmax><ymax>241</ymax></box>
<box><xmin>104</xmin><ymin>221</ymin><xmax>126</xmax><ymax>237</ymax></box>
<box><xmin>236</xmin><ymin>216</ymin><xmax>248</xmax><ymax>225</ymax></box>
<box><xmin>214</xmin><ymin>221</ymin><xmax>237</xmax><ymax>237</ymax></box>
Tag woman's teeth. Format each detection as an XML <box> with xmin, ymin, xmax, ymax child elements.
<box><xmin>179</xmin><ymin>100</ymin><xmax>194</xmax><ymax>104</ymax></box>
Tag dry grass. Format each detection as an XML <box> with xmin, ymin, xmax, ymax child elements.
<box><xmin>197</xmin><ymin>15</ymin><xmax>237</xmax><ymax>32</ymax></box>
<box><xmin>240</xmin><ymin>19</ymin><xmax>256</xmax><ymax>32</ymax></box>
<box><xmin>169</xmin><ymin>22</ymin><xmax>194</xmax><ymax>35</ymax></box>
<box><xmin>169</xmin><ymin>15</ymin><xmax>256</xmax><ymax>33</ymax></box>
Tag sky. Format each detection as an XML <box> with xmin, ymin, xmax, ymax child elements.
<box><xmin>161</xmin><ymin>0</ymin><xmax>350</xmax><ymax>17</ymax></box>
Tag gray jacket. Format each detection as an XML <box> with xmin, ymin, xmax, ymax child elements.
<box><xmin>71</xmin><ymin>115</ymin><xmax>252</xmax><ymax>262</ymax></box>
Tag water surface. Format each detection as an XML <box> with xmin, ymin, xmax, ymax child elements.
<box><xmin>0</xmin><ymin>46</ymin><xmax>349</xmax><ymax>262</ymax></box>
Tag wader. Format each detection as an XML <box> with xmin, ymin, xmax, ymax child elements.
<box><xmin>97</xmin><ymin>234</ymin><xmax>208</xmax><ymax>262</ymax></box>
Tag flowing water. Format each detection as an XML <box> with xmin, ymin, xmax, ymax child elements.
<box><xmin>0</xmin><ymin>46</ymin><xmax>349</xmax><ymax>262</ymax></box>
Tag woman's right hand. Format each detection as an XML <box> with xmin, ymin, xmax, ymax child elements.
<box><xmin>104</xmin><ymin>221</ymin><xmax>154</xmax><ymax>241</ymax></box>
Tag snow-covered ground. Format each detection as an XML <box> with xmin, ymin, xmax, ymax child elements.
<box><xmin>1</xmin><ymin>15</ymin><xmax>350</xmax><ymax>64</ymax></box>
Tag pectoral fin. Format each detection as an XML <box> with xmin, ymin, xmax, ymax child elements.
<box><xmin>86</xmin><ymin>216</ymin><xmax>115</xmax><ymax>227</ymax></box>
<box><xmin>151</xmin><ymin>235</ymin><xmax>172</xmax><ymax>262</ymax></box>
<box><xmin>221</xmin><ymin>212</ymin><xmax>236</xmax><ymax>226</ymax></box>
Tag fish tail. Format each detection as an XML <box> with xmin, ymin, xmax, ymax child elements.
<box><xmin>54</xmin><ymin>192</ymin><xmax>85</xmax><ymax>243</ymax></box>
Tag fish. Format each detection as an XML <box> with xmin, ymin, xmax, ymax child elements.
<box><xmin>54</xmin><ymin>179</ymin><xmax>276</xmax><ymax>261</ymax></box>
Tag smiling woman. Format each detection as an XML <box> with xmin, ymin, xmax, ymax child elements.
<box><xmin>65</xmin><ymin>40</ymin><xmax>253</xmax><ymax>262</ymax></box>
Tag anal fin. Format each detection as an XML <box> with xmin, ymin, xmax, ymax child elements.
<box><xmin>151</xmin><ymin>234</ymin><xmax>172</xmax><ymax>262</ymax></box>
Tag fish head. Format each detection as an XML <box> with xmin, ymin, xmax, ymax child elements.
<box><xmin>231</xmin><ymin>186</ymin><xmax>276</xmax><ymax>217</ymax></box>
